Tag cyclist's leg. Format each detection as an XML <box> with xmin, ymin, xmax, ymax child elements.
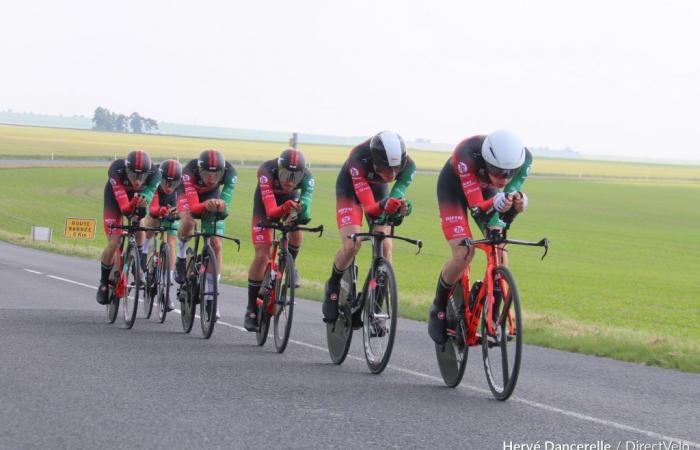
<box><xmin>175</xmin><ymin>207</ymin><xmax>195</xmax><ymax>284</ymax></box>
<box><xmin>325</xmin><ymin>172</ymin><xmax>364</xmax><ymax>321</ymax></box>
<box><xmin>99</xmin><ymin>183</ymin><xmax>124</xmax><ymax>304</ymax></box>
<box><xmin>247</xmin><ymin>236</ymin><xmax>270</xmax><ymax>331</ymax></box>
<box><xmin>367</xmin><ymin>182</ymin><xmax>391</xmax><ymax>262</ymax></box>
<box><xmin>429</xmin><ymin>163</ymin><xmax>475</xmax><ymax>343</ymax></box>
<box><xmin>288</xmin><ymin>230</ymin><xmax>303</xmax><ymax>287</ymax></box>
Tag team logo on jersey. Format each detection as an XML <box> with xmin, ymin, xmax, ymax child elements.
<box><xmin>458</xmin><ymin>162</ymin><xmax>468</xmax><ymax>174</ymax></box>
<box><xmin>446</xmin><ymin>215</ymin><xmax>462</xmax><ymax>223</ymax></box>
<box><xmin>182</xmin><ymin>174</ymin><xmax>190</xmax><ymax>182</ymax></box>
<box><xmin>338</xmin><ymin>207</ymin><xmax>353</xmax><ymax>214</ymax></box>
<box><xmin>109</xmin><ymin>178</ymin><xmax>117</xmax><ymax>186</ymax></box>
<box><xmin>453</xmin><ymin>225</ymin><xmax>465</xmax><ymax>234</ymax></box>
<box><xmin>232</xmin><ymin>176</ymin><xmax>238</xmax><ymax>184</ymax></box>
<box><xmin>308</xmin><ymin>178</ymin><xmax>315</xmax><ymax>187</ymax></box>
<box><xmin>350</xmin><ymin>167</ymin><xmax>359</xmax><ymax>177</ymax></box>
<box><xmin>341</xmin><ymin>216</ymin><xmax>352</xmax><ymax>225</ymax></box>
<box><xmin>259</xmin><ymin>175</ymin><xmax>268</xmax><ymax>184</ymax></box>
<box><xmin>255</xmin><ymin>234</ymin><xmax>264</xmax><ymax>241</ymax></box>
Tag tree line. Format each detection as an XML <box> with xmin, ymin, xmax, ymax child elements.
<box><xmin>92</xmin><ymin>107</ymin><xmax>158</xmax><ymax>134</ymax></box>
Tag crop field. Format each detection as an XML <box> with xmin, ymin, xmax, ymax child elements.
<box><xmin>2</xmin><ymin>124</ymin><xmax>700</xmax><ymax>179</ymax></box>
<box><xmin>1</xmin><ymin>124</ymin><xmax>699</xmax><ymax>371</ymax></box>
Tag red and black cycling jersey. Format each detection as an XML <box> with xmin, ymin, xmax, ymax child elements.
<box><xmin>178</xmin><ymin>159</ymin><xmax>237</xmax><ymax>216</ymax></box>
<box><xmin>339</xmin><ymin>138</ymin><xmax>416</xmax><ymax>218</ymax></box>
<box><xmin>448</xmin><ymin>135</ymin><xmax>532</xmax><ymax>213</ymax></box>
<box><xmin>106</xmin><ymin>159</ymin><xmax>160</xmax><ymax>214</ymax></box>
<box><xmin>437</xmin><ymin>135</ymin><xmax>533</xmax><ymax>241</ymax></box>
<box><xmin>149</xmin><ymin>187</ymin><xmax>178</xmax><ymax>219</ymax></box>
<box><xmin>256</xmin><ymin>159</ymin><xmax>314</xmax><ymax>220</ymax></box>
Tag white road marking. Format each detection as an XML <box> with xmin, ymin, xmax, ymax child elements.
<box><xmin>47</xmin><ymin>275</ymin><xmax>97</xmax><ymax>289</ymax></box>
<box><xmin>23</xmin><ymin>268</ymin><xmax>43</xmax><ymax>275</ymax></box>
<box><xmin>38</xmin><ymin>271</ymin><xmax>700</xmax><ymax>448</ymax></box>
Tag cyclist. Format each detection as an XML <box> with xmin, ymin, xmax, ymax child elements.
<box><xmin>322</xmin><ymin>131</ymin><xmax>416</xmax><ymax>322</ymax></box>
<box><xmin>141</xmin><ymin>159</ymin><xmax>182</xmax><ymax>311</ymax></box>
<box><xmin>175</xmin><ymin>149</ymin><xmax>237</xmax><ymax>318</ymax></box>
<box><xmin>244</xmin><ymin>148</ymin><xmax>315</xmax><ymax>332</ymax></box>
<box><xmin>428</xmin><ymin>130</ymin><xmax>532</xmax><ymax>344</ymax></box>
<box><xmin>96</xmin><ymin>150</ymin><xmax>161</xmax><ymax>305</ymax></box>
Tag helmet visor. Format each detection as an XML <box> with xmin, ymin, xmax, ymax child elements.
<box><xmin>278</xmin><ymin>167</ymin><xmax>304</xmax><ymax>186</ymax></box>
<box><xmin>201</xmin><ymin>168</ymin><xmax>223</xmax><ymax>184</ymax></box>
<box><xmin>127</xmin><ymin>169</ymin><xmax>149</xmax><ymax>185</ymax></box>
<box><xmin>486</xmin><ymin>164</ymin><xmax>519</xmax><ymax>179</ymax></box>
<box><xmin>160</xmin><ymin>178</ymin><xmax>180</xmax><ymax>191</ymax></box>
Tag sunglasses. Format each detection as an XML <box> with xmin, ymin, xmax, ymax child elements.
<box><xmin>486</xmin><ymin>165</ymin><xmax>518</xmax><ymax>179</ymax></box>
<box><xmin>127</xmin><ymin>170</ymin><xmax>149</xmax><ymax>184</ymax></box>
<box><xmin>279</xmin><ymin>167</ymin><xmax>304</xmax><ymax>185</ymax></box>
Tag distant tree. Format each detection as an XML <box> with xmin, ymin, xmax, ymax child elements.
<box><xmin>115</xmin><ymin>114</ymin><xmax>128</xmax><ymax>133</ymax></box>
<box><xmin>143</xmin><ymin>117</ymin><xmax>159</xmax><ymax>133</ymax></box>
<box><xmin>92</xmin><ymin>107</ymin><xmax>115</xmax><ymax>131</ymax></box>
<box><xmin>129</xmin><ymin>112</ymin><xmax>144</xmax><ymax>134</ymax></box>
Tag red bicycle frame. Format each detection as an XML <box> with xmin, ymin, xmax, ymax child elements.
<box><xmin>457</xmin><ymin>242</ymin><xmax>514</xmax><ymax>346</ymax></box>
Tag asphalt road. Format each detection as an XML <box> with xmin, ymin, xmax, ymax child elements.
<box><xmin>1</xmin><ymin>241</ymin><xmax>698</xmax><ymax>450</ymax></box>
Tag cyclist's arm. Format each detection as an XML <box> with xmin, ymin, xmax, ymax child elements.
<box><xmin>503</xmin><ymin>149</ymin><xmax>532</xmax><ymax>194</ymax></box>
<box><xmin>298</xmin><ymin>171</ymin><xmax>315</xmax><ymax>223</ymax></box>
<box><xmin>388</xmin><ymin>156</ymin><xmax>415</xmax><ymax>199</ymax></box>
<box><xmin>258</xmin><ymin>165</ymin><xmax>286</xmax><ymax>219</ymax></box>
<box><xmin>219</xmin><ymin>164</ymin><xmax>237</xmax><ymax>212</ymax></box>
<box><xmin>183</xmin><ymin>172</ymin><xmax>207</xmax><ymax>215</ymax></box>
<box><xmin>149</xmin><ymin>192</ymin><xmax>161</xmax><ymax>217</ymax></box>
<box><xmin>351</xmin><ymin>165</ymin><xmax>383</xmax><ymax>217</ymax></box>
<box><xmin>140</xmin><ymin>169</ymin><xmax>161</xmax><ymax>204</ymax></box>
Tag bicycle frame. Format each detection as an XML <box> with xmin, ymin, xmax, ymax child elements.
<box><xmin>348</xmin><ymin>223</ymin><xmax>422</xmax><ymax>312</ymax></box>
<box><xmin>255</xmin><ymin>222</ymin><xmax>324</xmax><ymax>315</ymax></box>
<box><xmin>457</xmin><ymin>233</ymin><xmax>548</xmax><ymax>346</ymax></box>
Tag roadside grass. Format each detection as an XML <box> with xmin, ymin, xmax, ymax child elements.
<box><xmin>1</xmin><ymin>165</ymin><xmax>699</xmax><ymax>372</ymax></box>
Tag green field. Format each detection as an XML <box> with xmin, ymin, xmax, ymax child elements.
<box><xmin>1</xmin><ymin>124</ymin><xmax>699</xmax><ymax>372</ymax></box>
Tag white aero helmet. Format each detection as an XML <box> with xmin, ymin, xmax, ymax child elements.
<box><xmin>481</xmin><ymin>130</ymin><xmax>525</xmax><ymax>178</ymax></box>
<box><xmin>369</xmin><ymin>131</ymin><xmax>406</xmax><ymax>170</ymax></box>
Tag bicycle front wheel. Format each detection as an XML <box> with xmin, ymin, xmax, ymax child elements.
<box><xmin>362</xmin><ymin>258</ymin><xmax>398</xmax><ymax>374</ymax></box>
<box><xmin>122</xmin><ymin>246</ymin><xmax>140</xmax><ymax>329</ymax></box>
<box><xmin>156</xmin><ymin>243</ymin><xmax>171</xmax><ymax>323</ymax></box>
<box><xmin>199</xmin><ymin>246</ymin><xmax>218</xmax><ymax>339</ymax></box>
<box><xmin>435</xmin><ymin>279</ymin><xmax>469</xmax><ymax>387</ymax></box>
<box><xmin>273</xmin><ymin>253</ymin><xmax>295</xmax><ymax>353</ymax></box>
<box><xmin>481</xmin><ymin>266</ymin><xmax>522</xmax><ymax>401</ymax></box>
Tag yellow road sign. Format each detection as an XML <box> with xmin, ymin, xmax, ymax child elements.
<box><xmin>64</xmin><ymin>218</ymin><xmax>96</xmax><ymax>240</ymax></box>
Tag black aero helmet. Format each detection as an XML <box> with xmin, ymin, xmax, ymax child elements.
<box><xmin>125</xmin><ymin>150</ymin><xmax>152</xmax><ymax>184</ymax></box>
<box><xmin>159</xmin><ymin>159</ymin><xmax>182</xmax><ymax>187</ymax></box>
<box><xmin>125</xmin><ymin>150</ymin><xmax>152</xmax><ymax>174</ymax></box>
<box><xmin>197</xmin><ymin>149</ymin><xmax>226</xmax><ymax>173</ymax></box>
<box><xmin>369</xmin><ymin>131</ymin><xmax>406</xmax><ymax>170</ymax></box>
<box><xmin>277</xmin><ymin>148</ymin><xmax>307</xmax><ymax>184</ymax></box>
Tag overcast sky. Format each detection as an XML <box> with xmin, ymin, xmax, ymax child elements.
<box><xmin>1</xmin><ymin>1</ymin><xmax>698</xmax><ymax>161</ymax></box>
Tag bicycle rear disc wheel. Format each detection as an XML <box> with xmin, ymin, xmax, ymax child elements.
<box><xmin>106</xmin><ymin>267</ymin><xmax>119</xmax><ymax>323</ymax></box>
<box><xmin>156</xmin><ymin>243</ymin><xmax>171</xmax><ymax>323</ymax></box>
<box><xmin>362</xmin><ymin>259</ymin><xmax>398</xmax><ymax>374</ymax></box>
<box><xmin>122</xmin><ymin>246</ymin><xmax>140</xmax><ymax>329</ymax></box>
<box><xmin>481</xmin><ymin>266</ymin><xmax>522</xmax><ymax>401</ymax></box>
<box><xmin>256</xmin><ymin>266</ymin><xmax>272</xmax><ymax>346</ymax></box>
<box><xmin>199</xmin><ymin>247</ymin><xmax>218</xmax><ymax>339</ymax></box>
<box><xmin>273</xmin><ymin>253</ymin><xmax>295</xmax><ymax>353</ymax></box>
<box><xmin>326</xmin><ymin>266</ymin><xmax>355</xmax><ymax>365</ymax></box>
<box><xmin>143</xmin><ymin>245</ymin><xmax>157</xmax><ymax>319</ymax></box>
<box><xmin>180</xmin><ymin>254</ymin><xmax>196</xmax><ymax>333</ymax></box>
<box><xmin>435</xmin><ymin>281</ymin><xmax>469</xmax><ymax>387</ymax></box>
